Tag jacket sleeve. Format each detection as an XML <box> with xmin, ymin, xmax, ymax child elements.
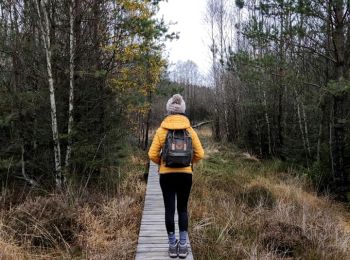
<box><xmin>190</xmin><ymin>128</ymin><xmax>204</xmax><ymax>163</ymax></box>
<box><xmin>148</xmin><ymin>129</ymin><xmax>162</xmax><ymax>165</ymax></box>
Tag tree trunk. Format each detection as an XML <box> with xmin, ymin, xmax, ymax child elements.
<box><xmin>302</xmin><ymin>103</ymin><xmax>311</xmax><ymax>159</ymax></box>
<box><xmin>277</xmin><ymin>86</ymin><xmax>284</xmax><ymax>158</ymax></box>
<box><xmin>65</xmin><ymin>0</ymin><xmax>75</xmax><ymax>171</ymax></box>
<box><xmin>144</xmin><ymin>91</ymin><xmax>152</xmax><ymax>150</ymax></box>
<box><xmin>295</xmin><ymin>92</ymin><xmax>309</xmax><ymax>166</ymax></box>
<box><xmin>331</xmin><ymin>0</ymin><xmax>348</xmax><ymax>200</ymax></box>
<box><xmin>316</xmin><ymin>99</ymin><xmax>325</xmax><ymax>162</ymax></box>
<box><xmin>263</xmin><ymin>90</ymin><xmax>272</xmax><ymax>155</ymax></box>
<box><xmin>333</xmin><ymin>95</ymin><xmax>347</xmax><ymax>199</ymax></box>
<box><xmin>35</xmin><ymin>0</ymin><xmax>63</xmax><ymax>189</ymax></box>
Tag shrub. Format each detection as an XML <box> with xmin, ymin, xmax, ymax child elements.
<box><xmin>261</xmin><ymin>222</ymin><xmax>311</xmax><ymax>257</ymax></box>
<box><xmin>240</xmin><ymin>184</ymin><xmax>276</xmax><ymax>209</ymax></box>
<box><xmin>4</xmin><ymin>196</ymin><xmax>80</xmax><ymax>248</ymax></box>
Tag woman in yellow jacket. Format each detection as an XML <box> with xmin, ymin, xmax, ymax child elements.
<box><xmin>148</xmin><ymin>94</ymin><xmax>204</xmax><ymax>258</ymax></box>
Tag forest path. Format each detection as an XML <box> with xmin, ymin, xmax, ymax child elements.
<box><xmin>135</xmin><ymin>162</ymin><xmax>194</xmax><ymax>260</ymax></box>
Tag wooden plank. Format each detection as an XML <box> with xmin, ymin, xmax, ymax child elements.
<box><xmin>137</xmin><ymin>245</ymin><xmax>192</xmax><ymax>252</ymax></box>
<box><xmin>140</xmin><ymin>227</ymin><xmax>167</xmax><ymax>232</ymax></box>
<box><xmin>137</xmin><ymin>247</ymin><xmax>192</xmax><ymax>253</ymax></box>
<box><xmin>142</xmin><ymin>215</ymin><xmax>178</xmax><ymax>218</ymax></box>
<box><xmin>136</xmin><ymin>255</ymin><xmax>193</xmax><ymax>260</ymax></box>
<box><xmin>140</xmin><ymin>227</ymin><xmax>179</xmax><ymax>232</ymax></box>
<box><xmin>138</xmin><ymin>237</ymin><xmax>168</xmax><ymax>244</ymax></box>
<box><xmin>141</xmin><ymin>219</ymin><xmax>164</xmax><ymax>222</ymax></box>
<box><xmin>142</xmin><ymin>208</ymin><xmax>165</xmax><ymax>212</ymax></box>
<box><xmin>139</xmin><ymin>231</ymin><xmax>168</xmax><ymax>237</ymax></box>
<box><xmin>142</xmin><ymin>213</ymin><xmax>166</xmax><ymax>216</ymax></box>
<box><xmin>139</xmin><ymin>227</ymin><xmax>168</xmax><ymax>232</ymax></box>
<box><xmin>136</xmin><ymin>244</ymin><xmax>169</xmax><ymax>249</ymax></box>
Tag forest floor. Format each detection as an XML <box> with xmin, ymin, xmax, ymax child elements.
<box><xmin>1</xmin><ymin>128</ymin><xmax>350</xmax><ymax>259</ymax></box>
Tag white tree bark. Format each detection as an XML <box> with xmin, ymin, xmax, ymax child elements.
<box><xmin>65</xmin><ymin>0</ymin><xmax>75</xmax><ymax>170</ymax></box>
<box><xmin>21</xmin><ymin>144</ymin><xmax>38</xmax><ymax>186</ymax></box>
<box><xmin>35</xmin><ymin>0</ymin><xmax>63</xmax><ymax>188</ymax></box>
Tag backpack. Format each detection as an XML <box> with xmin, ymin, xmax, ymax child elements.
<box><xmin>162</xmin><ymin>129</ymin><xmax>193</xmax><ymax>167</ymax></box>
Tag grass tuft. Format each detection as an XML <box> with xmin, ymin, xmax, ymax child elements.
<box><xmin>240</xmin><ymin>184</ymin><xmax>276</xmax><ymax>209</ymax></box>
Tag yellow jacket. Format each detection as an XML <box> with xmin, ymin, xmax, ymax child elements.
<box><xmin>148</xmin><ymin>114</ymin><xmax>204</xmax><ymax>174</ymax></box>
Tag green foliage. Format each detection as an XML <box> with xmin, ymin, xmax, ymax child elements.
<box><xmin>0</xmin><ymin>0</ymin><xmax>167</xmax><ymax>187</ymax></box>
<box><xmin>326</xmin><ymin>79</ymin><xmax>350</xmax><ymax>96</ymax></box>
<box><xmin>224</xmin><ymin>0</ymin><xmax>350</xmax><ymax>198</ymax></box>
<box><xmin>0</xmin><ymin>113</ymin><xmax>16</xmax><ymax>128</ymax></box>
<box><xmin>156</xmin><ymin>79</ymin><xmax>184</xmax><ymax>97</ymax></box>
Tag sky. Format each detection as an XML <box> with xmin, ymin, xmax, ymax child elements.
<box><xmin>157</xmin><ymin>0</ymin><xmax>211</xmax><ymax>75</ymax></box>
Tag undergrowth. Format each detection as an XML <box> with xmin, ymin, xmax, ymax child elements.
<box><xmin>189</xmin><ymin>135</ymin><xmax>350</xmax><ymax>259</ymax></box>
<box><xmin>0</xmin><ymin>142</ymin><xmax>148</xmax><ymax>259</ymax></box>
<box><xmin>1</xmin><ymin>128</ymin><xmax>350</xmax><ymax>259</ymax></box>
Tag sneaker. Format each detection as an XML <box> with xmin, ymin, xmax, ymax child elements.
<box><xmin>178</xmin><ymin>242</ymin><xmax>188</xmax><ymax>259</ymax></box>
<box><xmin>168</xmin><ymin>239</ymin><xmax>178</xmax><ymax>258</ymax></box>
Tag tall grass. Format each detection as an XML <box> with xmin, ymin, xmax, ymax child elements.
<box><xmin>1</xmin><ymin>128</ymin><xmax>350</xmax><ymax>259</ymax></box>
<box><xmin>0</xmin><ymin>146</ymin><xmax>147</xmax><ymax>259</ymax></box>
<box><xmin>189</xmin><ymin>132</ymin><xmax>350</xmax><ymax>259</ymax></box>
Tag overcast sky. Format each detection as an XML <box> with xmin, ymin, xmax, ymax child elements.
<box><xmin>157</xmin><ymin>0</ymin><xmax>211</xmax><ymax>75</ymax></box>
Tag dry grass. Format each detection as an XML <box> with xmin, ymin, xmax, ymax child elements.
<box><xmin>189</xmin><ymin>138</ymin><xmax>350</xmax><ymax>260</ymax></box>
<box><xmin>0</xmin><ymin>152</ymin><xmax>147</xmax><ymax>260</ymax></box>
<box><xmin>1</xmin><ymin>128</ymin><xmax>350</xmax><ymax>259</ymax></box>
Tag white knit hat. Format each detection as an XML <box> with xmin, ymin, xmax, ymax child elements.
<box><xmin>166</xmin><ymin>94</ymin><xmax>186</xmax><ymax>114</ymax></box>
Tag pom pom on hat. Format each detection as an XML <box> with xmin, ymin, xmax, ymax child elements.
<box><xmin>166</xmin><ymin>94</ymin><xmax>186</xmax><ymax>114</ymax></box>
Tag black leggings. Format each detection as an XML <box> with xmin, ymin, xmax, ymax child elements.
<box><xmin>159</xmin><ymin>173</ymin><xmax>192</xmax><ymax>233</ymax></box>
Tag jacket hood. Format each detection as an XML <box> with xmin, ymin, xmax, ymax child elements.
<box><xmin>160</xmin><ymin>114</ymin><xmax>191</xmax><ymax>130</ymax></box>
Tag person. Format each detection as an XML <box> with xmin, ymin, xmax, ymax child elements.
<box><xmin>148</xmin><ymin>94</ymin><xmax>204</xmax><ymax>258</ymax></box>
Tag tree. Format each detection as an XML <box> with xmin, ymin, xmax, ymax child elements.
<box><xmin>35</xmin><ymin>0</ymin><xmax>63</xmax><ymax>188</ymax></box>
<box><xmin>204</xmin><ymin>0</ymin><xmax>350</xmax><ymax>199</ymax></box>
<box><xmin>0</xmin><ymin>0</ymin><xmax>168</xmax><ymax>188</ymax></box>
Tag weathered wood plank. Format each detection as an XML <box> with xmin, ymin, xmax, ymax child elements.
<box><xmin>138</xmin><ymin>237</ymin><xmax>168</xmax><ymax>244</ymax></box>
<box><xmin>137</xmin><ymin>247</ymin><xmax>192</xmax><ymax>253</ymax></box>
<box><xmin>136</xmin><ymin>245</ymin><xmax>192</xmax><ymax>252</ymax></box>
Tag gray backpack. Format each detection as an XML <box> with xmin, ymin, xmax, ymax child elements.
<box><xmin>162</xmin><ymin>129</ymin><xmax>193</xmax><ymax>167</ymax></box>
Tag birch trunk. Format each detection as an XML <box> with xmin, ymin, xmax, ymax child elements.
<box><xmin>21</xmin><ymin>144</ymin><xmax>37</xmax><ymax>186</ymax></box>
<box><xmin>65</xmin><ymin>0</ymin><xmax>75</xmax><ymax>170</ymax></box>
<box><xmin>35</xmin><ymin>0</ymin><xmax>63</xmax><ymax>188</ymax></box>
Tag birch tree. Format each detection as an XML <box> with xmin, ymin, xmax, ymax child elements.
<box><xmin>34</xmin><ymin>0</ymin><xmax>63</xmax><ymax>188</ymax></box>
<box><xmin>64</xmin><ymin>0</ymin><xmax>75</xmax><ymax>171</ymax></box>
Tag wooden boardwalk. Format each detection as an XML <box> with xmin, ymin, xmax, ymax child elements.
<box><xmin>135</xmin><ymin>162</ymin><xmax>194</xmax><ymax>260</ymax></box>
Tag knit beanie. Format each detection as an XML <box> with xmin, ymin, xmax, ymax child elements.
<box><xmin>166</xmin><ymin>94</ymin><xmax>186</xmax><ymax>115</ymax></box>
